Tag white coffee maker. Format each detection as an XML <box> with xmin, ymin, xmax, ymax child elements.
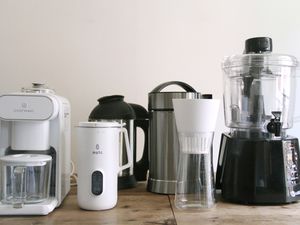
<box><xmin>0</xmin><ymin>83</ymin><xmax>71</xmax><ymax>215</ymax></box>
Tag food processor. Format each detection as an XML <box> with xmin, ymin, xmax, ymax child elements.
<box><xmin>216</xmin><ymin>37</ymin><xmax>300</xmax><ymax>204</ymax></box>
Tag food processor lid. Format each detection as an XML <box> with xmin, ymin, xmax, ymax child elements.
<box><xmin>223</xmin><ymin>37</ymin><xmax>298</xmax><ymax>68</ymax></box>
<box><xmin>223</xmin><ymin>53</ymin><xmax>298</xmax><ymax>68</ymax></box>
<box><xmin>78</xmin><ymin>121</ymin><xmax>124</xmax><ymax>128</ymax></box>
<box><xmin>89</xmin><ymin>95</ymin><xmax>136</xmax><ymax>120</ymax></box>
<box><xmin>0</xmin><ymin>154</ymin><xmax>52</xmax><ymax>165</ymax></box>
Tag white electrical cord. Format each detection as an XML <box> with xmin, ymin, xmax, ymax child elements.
<box><xmin>70</xmin><ymin>161</ymin><xmax>78</xmax><ymax>186</ymax></box>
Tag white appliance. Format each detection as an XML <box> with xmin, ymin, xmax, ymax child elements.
<box><xmin>0</xmin><ymin>83</ymin><xmax>71</xmax><ymax>215</ymax></box>
<box><xmin>76</xmin><ymin>121</ymin><xmax>132</xmax><ymax>210</ymax></box>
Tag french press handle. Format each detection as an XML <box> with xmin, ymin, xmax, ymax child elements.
<box><xmin>130</xmin><ymin>103</ymin><xmax>149</xmax><ymax>181</ymax></box>
<box><xmin>151</xmin><ymin>81</ymin><xmax>197</xmax><ymax>93</ymax></box>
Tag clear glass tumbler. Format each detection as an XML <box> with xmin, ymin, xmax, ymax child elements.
<box><xmin>175</xmin><ymin>132</ymin><xmax>215</xmax><ymax>209</ymax></box>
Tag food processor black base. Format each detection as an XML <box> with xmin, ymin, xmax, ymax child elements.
<box><xmin>216</xmin><ymin>133</ymin><xmax>300</xmax><ymax>204</ymax></box>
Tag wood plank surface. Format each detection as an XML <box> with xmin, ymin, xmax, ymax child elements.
<box><xmin>170</xmin><ymin>194</ymin><xmax>300</xmax><ymax>225</ymax></box>
<box><xmin>0</xmin><ymin>183</ymin><xmax>176</xmax><ymax>225</ymax></box>
<box><xmin>1</xmin><ymin>182</ymin><xmax>300</xmax><ymax>225</ymax></box>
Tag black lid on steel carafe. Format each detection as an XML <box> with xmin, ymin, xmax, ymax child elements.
<box><xmin>89</xmin><ymin>95</ymin><xmax>136</xmax><ymax>120</ymax></box>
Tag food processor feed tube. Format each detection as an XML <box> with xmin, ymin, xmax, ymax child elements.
<box><xmin>216</xmin><ymin>37</ymin><xmax>300</xmax><ymax>204</ymax></box>
<box><xmin>232</xmin><ymin>38</ymin><xmax>273</xmax><ymax>137</ymax></box>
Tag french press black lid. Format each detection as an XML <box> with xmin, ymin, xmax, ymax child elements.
<box><xmin>89</xmin><ymin>95</ymin><xmax>136</xmax><ymax>120</ymax></box>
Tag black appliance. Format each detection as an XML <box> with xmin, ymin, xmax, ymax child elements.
<box><xmin>216</xmin><ymin>37</ymin><xmax>300</xmax><ymax>204</ymax></box>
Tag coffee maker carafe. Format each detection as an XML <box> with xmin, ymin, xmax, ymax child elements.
<box><xmin>147</xmin><ymin>81</ymin><xmax>201</xmax><ymax>194</ymax></box>
<box><xmin>216</xmin><ymin>37</ymin><xmax>300</xmax><ymax>204</ymax></box>
<box><xmin>0</xmin><ymin>83</ymin><xmax>71</xmax><ymax>215</ymax></box>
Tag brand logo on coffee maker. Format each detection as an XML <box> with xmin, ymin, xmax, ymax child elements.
<box><xmin>14</xmin><ymin>102</ymin><xmax>34</xmax><ymax>113</ymax></box>
<box><xmin>92</xmin><ymin>144</ymin><xmax>103</xmax><ymax>155</ymax></box>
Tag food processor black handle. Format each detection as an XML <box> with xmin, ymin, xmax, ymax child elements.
<box><xmin>151</xmin><ymin>81</ymin><xmax>197</xmax><ymax>93</ymax></box>
<box><xmin>267</xmin><ymin>111</ymin><xmax>282</xmax><ymax>137</ymax></box>
<box><xmin>216</xmin><ymin>134</ymin><xmax>228</xmax><ymax>190</ymax></box>
<box><xmin>130</xmin><ymin>103</ymin><xmax>149</xmax><ymax>181</ymax></box>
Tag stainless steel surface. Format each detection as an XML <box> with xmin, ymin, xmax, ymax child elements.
<box><xmin>147</xmin><ymin>178</ymin><xmax>177</xmax><ymax>194</ymax></box>
<box><xmin>148</xmin><ymin>111</ymin><xmax>178</xmax><ymax>194</ymax></box>
<box><xmin>149</xmin><ymin>92</ymin><xmax>201</xmax><ymax>110</ymax></box>
<box><xmin>148</xmin><ymin>89</ymin><xmax>200</xmax><ymax>194</ymax></box>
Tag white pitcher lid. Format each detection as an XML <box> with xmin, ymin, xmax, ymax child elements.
<box><xmin>77</xmin><ymin>121</ymin><xmax>124</xmax><ymax>128</ymax></box>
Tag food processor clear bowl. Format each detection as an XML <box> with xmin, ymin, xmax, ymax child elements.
<box><xmin>222</xmin><ymin>53</ymin><xmax>298</xmax><ymax>135</ymax></box>
<box><xmin>0</xmin><ymin>154</ymin><xmax>52</xmax><ymax>206</ymax></box>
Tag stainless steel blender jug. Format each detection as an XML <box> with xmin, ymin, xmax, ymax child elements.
<box><xmin>147</xmin><ymin>81</ymin><xmax>201</xmax><ymax>194</ymax></box>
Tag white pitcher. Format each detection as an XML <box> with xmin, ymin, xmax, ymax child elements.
<box><xmin>76</xmin><ymin>121</ymin><xmax>132</xmax><ymax>210</ymax></box>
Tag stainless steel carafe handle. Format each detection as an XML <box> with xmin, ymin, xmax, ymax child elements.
<box><xmin>150</xmin><ymin>81</ymin><xmax>197</xmax><ymax>93</ymax></box>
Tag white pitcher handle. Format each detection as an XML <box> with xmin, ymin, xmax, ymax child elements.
<box><xmin>119</xmin><ymin>128</ymin><xmax>133</xmax><ymax>172</ymax></box>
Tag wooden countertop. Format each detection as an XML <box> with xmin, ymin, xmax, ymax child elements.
<box><xmin>1</xmin><ymin>182</ymin><xmax>300</xmax><ymax>225</ymax></box>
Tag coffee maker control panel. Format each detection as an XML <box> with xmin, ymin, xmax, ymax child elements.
<box><xmin>0</xmin><ymin>94</ymin><xmax>59</xmax><ymax>121</ymax></box>
<box><xmin>284</xmin><ymin>140</ymin><xmax>300</xmax><ymax>197</ymax></box>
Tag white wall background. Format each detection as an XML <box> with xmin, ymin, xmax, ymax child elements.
<box><xmin>1</xmin><ymin>0</ymin><xmax>300</xmax><ymax>169</ymax></box>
